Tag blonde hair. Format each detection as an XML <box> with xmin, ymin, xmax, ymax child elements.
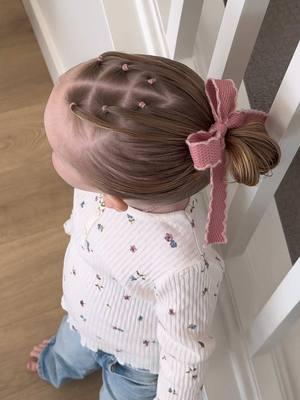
<box><xmin>62</xmin><ymin>51</ymin><xmax>281</xmax><ymax>204</ymax></box>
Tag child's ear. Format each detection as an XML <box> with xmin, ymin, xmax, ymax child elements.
<box><xmin>115</xmin><ymin>198</ymin><xmax>129</xmax><ymax>212</ymax></box>
<box><xmin>104</xmin><ymin>194</ymin><xmax>128</xmax><ymax>212</ymax></box>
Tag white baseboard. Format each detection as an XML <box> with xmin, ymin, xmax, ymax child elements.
<box><xmin>22</xmin><ymin>0</ymin><xmax>64</xmax><ymax>83</ymax></box>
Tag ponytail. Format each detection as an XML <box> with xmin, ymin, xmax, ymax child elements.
<box><xmin>225</xmin><ymin>121</ymin><xmax>281</xmax><ymax>186</ymax></box>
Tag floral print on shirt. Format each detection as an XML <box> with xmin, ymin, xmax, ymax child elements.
<box><xmin>62</xmin><ymin>191</ymin><xmax>223</xmax><ymax>400</ymax></box>
<box><xmin>164</xmin><ymin>233</ymin><xmax>177</xmax><ymax>248</ymax></box>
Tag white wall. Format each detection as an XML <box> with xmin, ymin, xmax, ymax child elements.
<box><xmin>23</xmin><ymin>0</ymin><xmax>168</xmax><ymax>83</ymax></box>
<box><xmin>23</xmin><ymin>0</ymin><xmax>113</xmax><ymax>82</ymax></box>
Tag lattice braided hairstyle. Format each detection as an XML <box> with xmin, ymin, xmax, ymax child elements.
<box><xmin>63</xmin><ymin>51</ymin><xmax>280</xmax><ymax>205</ymax></box>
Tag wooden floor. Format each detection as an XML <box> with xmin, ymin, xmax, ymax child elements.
<box><xmin>0</xmin><ymin>1</ymin><xmax>101</xmax><ymax>398</ymax></box>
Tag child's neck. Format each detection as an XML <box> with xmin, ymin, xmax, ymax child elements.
<box><xmin>125</xmin><ymin>197</ymin><xmax>190</xmax><ymax>214</ymax></box>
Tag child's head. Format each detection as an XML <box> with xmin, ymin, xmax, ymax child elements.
<box><xmin>44</xmin><ymin>51</ymin><xmax>281</xmax><ymax>210</ymax></box>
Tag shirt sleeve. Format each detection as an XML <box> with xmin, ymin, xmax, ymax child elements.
<box><xmin>63</xmin><ymin>189</ymin><xmax>76</xmax><ymax>236</ymax></box>
<box><xmin>63</xmin><ymin>210</ymin><xmax>73</xmax><ymax>235</ymax></box>
<box><xmin>153</xmin><ymin>257</ymin><xmax>224</xmax><ymax>400</ymax></box>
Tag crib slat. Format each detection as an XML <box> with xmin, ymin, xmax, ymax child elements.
<box><xmin>207</xmin><ymin>0</ymin><xmax>270</xmax><ymax>86</ymax></box>
<box><xmin>247</xmin><ymin>258</ymin><xmax>300</xmax><ymax>357</ymax></box>
<box><xmin>223</xmin><ymin>41</ymin><xmax>300</xmax><ymax>258</ymax></box>
<box><xmin>168</xmin><ymin>0</ymin><xmax>204</xmax><ymax>60</ymax></box>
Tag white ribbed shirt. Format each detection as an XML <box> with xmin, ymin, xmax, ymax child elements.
<box><xmin>61</xmin><ymin>188</ymin><xmax>225</xmax><ymax>399</ymax></box>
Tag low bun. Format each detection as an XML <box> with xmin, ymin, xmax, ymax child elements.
<box><xmin>225</xmin><ymin>121</ymin><xmax>281</xmax><ymax>186</ymax></box>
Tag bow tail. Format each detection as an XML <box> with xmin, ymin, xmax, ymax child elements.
<box><xmin>203</xmin><ymin>158</ymin><xmax>228</xmax><ymax>247</ymax></box>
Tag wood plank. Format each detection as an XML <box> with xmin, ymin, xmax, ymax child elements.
<box><xmin>0</xmin><ymin>309</ymin><xmax>100</xmax><ymax>400</ymax></box>
<box><xmin>0</xmin><ymin>1</ymin><xmax>101</xmax><ymax>398</ymax></box>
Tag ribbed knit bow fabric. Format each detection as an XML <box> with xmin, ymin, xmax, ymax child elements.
<box><xmin>185</xmin><ymin>78</ymin><xmax>268</xmax><ymax>248</ymax></box>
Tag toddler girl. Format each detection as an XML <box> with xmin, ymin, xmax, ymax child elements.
<box><xmin>26</xmin><ymin>51</ymin><xmax>281</xmax><ymax>399</ymax></box>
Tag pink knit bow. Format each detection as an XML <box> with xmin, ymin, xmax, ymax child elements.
<box><xmin>185</xmin><ymin>78</ymin><xmax>268</xmax><ymax>248</ymax></box>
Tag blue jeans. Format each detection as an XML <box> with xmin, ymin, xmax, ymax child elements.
<box><xmin>37</xmin><ymin>314</ymin><xmax>158</xmax><ymax>399</ymax></box>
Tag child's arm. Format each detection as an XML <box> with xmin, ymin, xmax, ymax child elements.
<box><xmin>62</xmin><ymin>189</ymin><xmax>77</xmax><ymax>236</ymax></box>
<box><xmin>154</xmin><ymin>261</ymin><xmax>223</xmax><ymax>400</ymax></box>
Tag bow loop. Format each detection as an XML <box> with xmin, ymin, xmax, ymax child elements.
<box><xmin>187</xmin><ymin>130</ymin><xmax>224</xmax><ymax>170</ymax></box>
<box><xmin>205</xmin><ymin>79</ymin><xmax>237</xmax><ymax>122</ymax></box>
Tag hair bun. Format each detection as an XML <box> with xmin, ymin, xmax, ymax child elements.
<box><xmin>225</xmin><ymin>121</ymin><xmax>281</xmax><ymax>186</ymax></box>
